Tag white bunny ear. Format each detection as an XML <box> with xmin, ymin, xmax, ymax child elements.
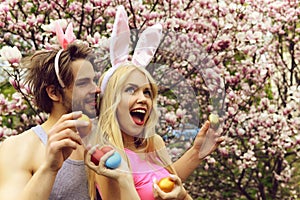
<box><xmin>110</xmin><ymin>5</ymin><xmax>130</xmax><ymax>67</ymax></box>
<box><xmin>132</xmin><ymin>23</ymin><xmax>162</xmax><ymax>67</ymax></box>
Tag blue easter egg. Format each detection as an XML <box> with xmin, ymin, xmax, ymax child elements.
<box><xmin>105</xmin><ymin>152</ymin><xmax>121</xmax><ymax>169</ymax></box>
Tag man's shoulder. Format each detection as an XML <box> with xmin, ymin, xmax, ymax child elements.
<box><xmin>0</xmin><ymin>128</ymin><xmax>45</xmax><ymax>198</ymax></box>
<box><xmin>0</xmin><ymin>128</ymin><xmax>41</xmax><ymax>154</ymax></box>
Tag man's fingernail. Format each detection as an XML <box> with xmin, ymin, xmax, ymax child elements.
<box><xmin>74</xmin><ymin>111</ymin><xmax>82</xmax><ymax>115</ymax></box>
<box><xmin>81</xmin><ymin>121</ymin><xmax>90</xmax><ymax>126</ymax></box>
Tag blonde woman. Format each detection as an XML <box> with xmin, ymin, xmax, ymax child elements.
<box><xmin>85</xmin><ymin>5</ymin><xmax>223</xmax><ymax>200</ymax></box>
<box><xmin>86</xmin><ymin>64</ymin><xmax>192</xmax><ymax>200</ymax></box>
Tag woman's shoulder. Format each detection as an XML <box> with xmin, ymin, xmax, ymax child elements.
<box><xmin>152</xmin><ymin>134</ymin><xmax>166</xmax><ymax>147</ymax></box>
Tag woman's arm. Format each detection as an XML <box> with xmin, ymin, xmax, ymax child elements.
<box><xmin>173</xmin><ymin>121</ymin><xmax>224</xmax><ymax>181</ymax></box>
<box><xmin>152</xmin><ymin>135</ymin><xmax>193</xmax><ymax>200</ymax></box>
<box><xmin>95</xmin><ymin>173</ymin><xmax>140</xmax><ymax>200</ymax></box>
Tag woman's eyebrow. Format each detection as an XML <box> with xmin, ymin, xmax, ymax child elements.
<box><xmin>126</xmin><ymin>83</ymin><xmax>138</xmax><ymax>87</ymax></box>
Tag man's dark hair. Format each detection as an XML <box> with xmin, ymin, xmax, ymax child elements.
<box><xmin>23</xmin><ymin>42</ymin><xmax>94</xmax><ymax>113</ymax></box>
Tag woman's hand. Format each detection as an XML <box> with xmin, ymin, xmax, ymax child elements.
<box><xmin>192</xmin><ymin>120</ymin><xmax>224</xmax><ymax>161</ymax></box>
<box><xmin>84</xmin><ymin>145</ymin><xmax>131</xmax><ymax>180</ymax></box>
<box><xmin>153</xmin><ymin>174</ymin><xmax>191</xmax><ymax>200</ymax></box>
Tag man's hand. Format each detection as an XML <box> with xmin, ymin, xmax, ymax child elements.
<box><xmin>44</xmin><ymin>111</ymin><xmax>87</xmax><ymax>172</ymax></box>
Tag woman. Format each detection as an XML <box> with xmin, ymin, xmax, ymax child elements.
<box><xmin>85</xmin><ymin>5</ymin><xmax>223</xmax><ymax>199</ymax></box>
<box><xmin>88</xmin><ymin>63</ymin><xmax>192</xmax><ymax>200</ymax></box>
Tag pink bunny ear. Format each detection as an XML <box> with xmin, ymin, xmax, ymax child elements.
<box><xmin>64</xmin><ymin>23</ymin><xmax>76</xmax><ymax>45</ymax></box>
<box><xmin>110</xmin><ymin>5</ymin><xmax>130</xmax><ymax>67</ymax></box>
<box><xmin>55</xmin><ymin>21</ymin><xmax>65</xmax><ymax>48</ymax></box>
<box><xmin>132</xmin><ymin>23</ymin><xmax>162</xmax><ymax>67</ymax></box>
<box><xmin>54</xmin><ymin>21</ymin><xmax>76</xmax><ymax>88</ymax></box>
<box><xmin>55</xmin><ymin>22</ymin><xmax>76</xmax><ymax>49</ymax></box>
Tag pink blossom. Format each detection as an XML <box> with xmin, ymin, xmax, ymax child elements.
<box><xmin>218</xmin><ymin>146</ymin><xmax>229</xmax><ymax>157</ymax></box>
<box><xmin>39</xmin><ymin>2</ymin><xmax>51</xmax><ymax>11</ymax></box>
<box><xmin>165</xmin><ymin>112</ymin><xmax>177</xmax><ymax>125</ymax></box>
<box><xmin>27</xmin><ymin>15</ymin><xmax>36</xmax><ymax>26</ymax></box>
<box><xmin>207</xmin><ymin>157</ymin><xmax>216</xmax><ymax>164</ymax></box>
<box><xmin>0</xmin><ymin>46</ymin><xmax>22</xmax><ymax>67</ymax></box>
<box><xmin>4</xmin><ymin>32</ymin><xmax>11</xmax><ymax>40</ymax></box>
<box><xmin>36</xmin><ymin>15</ymin><xmax>44</xmax><ymax>24</ymax></box>
<box><xmin>227</xmin><ymin>106</ymin><xmax>235</xmax><ymax>116</ymax></box>
<box><xmin>42</xmin><ymin>19</ymin><xmax>67</xmax><ymax>33</ymax></box>
<box><xmin>237</xmin><ymin>128</ymin><xmax>245</xmax><ymax>136</ymax></box>
<box><xmin>95</xmin><ymin>17</ymin><xmax>104</xmax><ymax>25</ymax></box>
<box><xmin>176</xmin><ymin>108</ymin><xmax>186</xmax><ymax>118</ymax></box>
<box><xmin>249</xmin><ymin>138</ymin><xmax>258</xmax><ymax>145</ymax></box>
<box><xmin>0</xmin><ymin>3</ymin><xmax>9</xmax><ymax>12</ymax></box>
<box><xmin>84</xmin><ymin>3</ymin><xmax>93</xmax><ymax>13</ymax></box>
<box><xmin>9</xmin><ymin>77</ymin><xmax>18</xmax><ymax>90</ymax></box>
<box><xmin>204</xmin><ymin>163</ymin><xmax>209</xmax><ymax>170</ymax></box>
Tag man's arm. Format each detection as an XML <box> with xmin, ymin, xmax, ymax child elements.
<box><xmin>18</xmin><ymin>165</ymin><xmax>58</xmax><ymax>200</ymax></box>
<box><xmin>173</xmin><ymin>121</ymin><xmax>224</xmax><ymax>181</ymax></box>
<box><xmin>0</xmin><ymin>135</ymin><xmax>57</xmax><ymax>200</ymax></box>
<box><xmin>0</xmin><ymin>112</ymin><xmax>86</xmax><ymax>200</ymax></box>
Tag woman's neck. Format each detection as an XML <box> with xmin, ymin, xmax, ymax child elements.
<box><xmin>122</xmin><ymin>132</ymin><xmax>146</xmax><ymax>151</ymax></box>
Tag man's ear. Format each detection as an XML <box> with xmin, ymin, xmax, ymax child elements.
<box><xmin>46</xmin><ymin>85</ymin><xmax>61</xmax><ymax>102</ymax></box>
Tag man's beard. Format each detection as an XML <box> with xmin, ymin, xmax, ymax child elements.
<box><xmin>62</xmin><ymin>94</ymin><xmax>73</xmax><ymax>114</ymax></box>
<box><xmin>63</xmin><ymin>94</ymin><xmax>98</xmax><ymax>118</ymax></box>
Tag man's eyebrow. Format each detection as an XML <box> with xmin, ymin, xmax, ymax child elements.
<box><xmin>75</xmin><ymin>77</ymin><xmax>91</xmax><ymax>82</ymax></box>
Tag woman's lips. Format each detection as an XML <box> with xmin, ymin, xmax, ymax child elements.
<box><xmin>130</xmin><ymin>108</ymin><xmax>146</xmax><ymax>126</ymax></box>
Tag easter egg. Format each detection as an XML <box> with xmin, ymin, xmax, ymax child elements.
<box><xmin>208</xmin><ymin>113</ymin><xmax>219</xmax><ymax>125</ymax></box>
<box><xmin>91</xmin><ymin>148</ymin><xmax>104</xmax><ymax>165</ymax></box>
<box><xmin>105</xmin><ymin>152</ymin><xmax>121</xmax><ymax>169</ymax></box>
<box><xmin>91</xmin><ymin>146</ymin><xmax>117</xmax><ymax>166</ymax></box>
<box><xmin>208</xmin><ymin>113</ymin><xmax>219</xmax><ymax>127</ymax></box>
<box><xmin>77</xmin><ymin>114</ymin><xmax>92</xmax><ymax>138</ymax></box>
<box><xmin>157</xmin><ymin>177</ymin><xmax>175</xmax><ymax>193</ymax></box>
<box><xmin>101</xmin><ymin>146</ymin><xmax>114</xmax><ymax>154</ymax></box>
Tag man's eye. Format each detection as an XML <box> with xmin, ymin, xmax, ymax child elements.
<box><xmin>76</xmin><ymin>82</ymin><xmax>86</xmax><ymax>86</ymax></box>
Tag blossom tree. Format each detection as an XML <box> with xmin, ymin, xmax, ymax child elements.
<box><xmin>1</xmin><ymin>0</ymin><xmax>300</xmax><ymax>199</ymax></box>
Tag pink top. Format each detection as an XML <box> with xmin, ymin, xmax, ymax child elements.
<box><xmin>124</xmin><ymin>148</ymin><xmax>171</xmax><ymax>200</ymax></box>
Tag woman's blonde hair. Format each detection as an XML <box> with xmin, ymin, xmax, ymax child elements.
<box><xmin>87</xmin><ymin>63</ymin><xmax>175</xmax><ymax>199</ymax></box>
<box><xmin>98</xmin><ymin>64</ymin><xmax>159</xmax><ymax>148</ymax></box>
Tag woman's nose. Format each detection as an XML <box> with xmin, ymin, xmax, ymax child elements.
<box><xmin>136</xmin><ymin>91</ymin><xmax>147</xmax><ymax>104</ymax></box>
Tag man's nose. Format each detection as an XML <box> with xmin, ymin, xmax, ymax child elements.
<box><xmin>91</xmin><ymin>83</ymin><xmax>101</xmax><ymax>94</ymax></box>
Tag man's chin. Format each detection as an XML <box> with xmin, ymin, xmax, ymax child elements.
<box><xmin>84</xmin><ymin>109</ymin><xmax>98</xmax><ymax>119</ymax></box>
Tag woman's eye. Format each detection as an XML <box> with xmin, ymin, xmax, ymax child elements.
<box><xmin>144</xmin><ymin>89</ymin><xmax>152</xmax><ymax>98</ymax></box>
<box><xmin>125</xmin><ymin>87</ymin><xmax>135</xmax><ymax>94</ymax></box>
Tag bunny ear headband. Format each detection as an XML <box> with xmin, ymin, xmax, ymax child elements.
<box><xmin>100</xmin><ymin>5</ymin><xmax>163</xmax><ymax>93</ymax></box>
<box><xmin>54</xmin><ymin>21</ymin><xmax>76</xmax><ymax>88</ymax></box>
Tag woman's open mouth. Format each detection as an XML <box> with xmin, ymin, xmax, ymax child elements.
<box><xmin>130</xmin><ymin>108</ymin><xmax>146</xmax><ymax>126</ymax></box>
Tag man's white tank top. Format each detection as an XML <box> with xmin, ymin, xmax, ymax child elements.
<box><xmin>32</xmin><ymin>125</ymin><xmax>91</xmax><ymax>200</ymax></box>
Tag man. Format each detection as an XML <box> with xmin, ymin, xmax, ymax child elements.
<box><xmin>0</xmin><ymin>42</ymin><xmax>104</xmax><ymax>200</ymax></box>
